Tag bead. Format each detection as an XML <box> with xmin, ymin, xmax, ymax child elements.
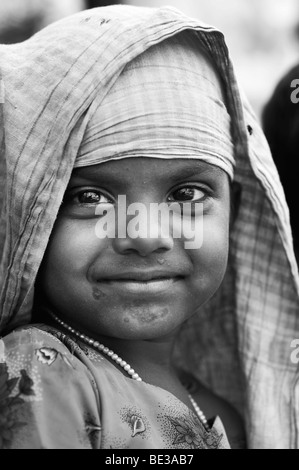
<box><xmin>132</xmin><ymin>373</ymin><xmax>140</xmax><ymax>380</ymax></box>
<box><xmin>93</xmin><ymin>341</ymin><xmax>100</xmax><ymax>348</ymax></box>
<box><xmin>107</xmin><ymin>351</ymin><xmax>114</xmax><ymax>357</ymax></box>
<box><xmin>112</xmin><ymin>354</ymin><xmax>119</xmax><ymax>360</ymax></box>
<box><xmin>188</xmin><ymin>394</ymin><xmax>209</xmax><ymax>430</ymax></box>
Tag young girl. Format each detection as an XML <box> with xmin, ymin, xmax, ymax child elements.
<box><xmin>0</xmin><ymin>5</ymin><xmax>298</xmax><ymax>450</ymax></box>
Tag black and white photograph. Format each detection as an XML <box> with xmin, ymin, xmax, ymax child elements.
<box><xmin>0</xmin><ymin>0</ymin><xmax>299</xmax><ymax>451</ymax></box>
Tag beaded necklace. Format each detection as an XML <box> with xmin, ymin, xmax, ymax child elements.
<box><xmin>50</xmin><ymin>312</ymin><xmax>210</xmax><ymax>431</ymax></box>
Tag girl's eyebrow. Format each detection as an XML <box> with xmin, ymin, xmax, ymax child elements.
<box><xmin>69</xmin><ymin>172</ymin><xmax>120</xmax><ymax>184</ymax></box>
<box><xmin>70</xmin><ymin>168</ymin><xmax>126</xmax><ymax>186</ymax></box>
<box><xmin>71</xmin><ymin>161</ymin><xmax>225</xmax><ymax>183</ymax></box>
<box><xmin>163</xmin><ymin>163</ymin><xmax>225</xmax><ymax>180</ymax></box>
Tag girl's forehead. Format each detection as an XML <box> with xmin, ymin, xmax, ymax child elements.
<box><xmin>71</xmin><ymin>158</ymin><xmax>229</xmax><ymax>183</ymax></box>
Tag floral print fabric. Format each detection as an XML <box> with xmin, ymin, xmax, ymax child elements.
<box><xmin>0</xmin><ymin>326</ymin><xmax>230</xmax><ymax>449</ymax></box>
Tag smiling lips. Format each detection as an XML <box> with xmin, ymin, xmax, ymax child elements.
<box><xmin>96</xmin><ymin>271</ymin><xmax>185</xmax><ymax>294</ymax></box>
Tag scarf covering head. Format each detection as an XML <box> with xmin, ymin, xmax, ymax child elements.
<box><xmin>75</xmin><ymin>31</ymin><xmax>235</xmax><ymax>179</ymax></box>
<box><xmin>0</xmin><ymin>5</ymin><xmax>298</xmax><ymax>449</ymax></box>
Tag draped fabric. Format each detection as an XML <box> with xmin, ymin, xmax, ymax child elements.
<box><xmin>0</xmin><ymin>326</ymin><xmax>232</xmax><ymax>449</ymax></box>
<box><xmin>0</xmin><ymin>5</ymin><xmax>298</xmax><ymax>448</ymax></box>
<box><xmin>75</xmin><ymin>31</ymin><xmax>235</xmax><ymax>179</ymax></box>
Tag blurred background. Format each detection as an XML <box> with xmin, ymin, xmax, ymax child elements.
<box><xmin>0</xmin><ymin>0</ymin><xmax>299</xmax><ymax>119</ymax></box>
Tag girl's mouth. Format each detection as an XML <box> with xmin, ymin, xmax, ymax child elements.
<box><xmin>95</xmin><ymin>271</ymin><xmax>185</xmax><ymax>295</ymax></box>
<box><xmin>98</xmin><ymin>277</ymin><xmax>182</xmax><ymax>294</ymax></box>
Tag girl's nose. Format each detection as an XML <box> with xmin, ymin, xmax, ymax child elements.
<box><xmin>112</xmin><ymin>233</ymin><xmax>174</xmax><ymax>256</ymax></box>
<box><xmin>112</xmin><ymin>208</ymin><xmax>174</xmax><ymax>256</ymax></box>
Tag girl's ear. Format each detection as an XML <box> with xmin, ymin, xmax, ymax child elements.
<box><xmin>230</xmin><ymin>181</ymin><xmax>242</xmax><ymax>226</ymax></box>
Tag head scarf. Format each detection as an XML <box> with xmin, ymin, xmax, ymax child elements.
<box><xmin>0</xmin><ymin>5</ymin><xmax>298</xmax><ymax>449</ymax></box>
<box><xmin>76</xmin><ymin>31</ymin><xmax>235</xmax><ymax>179</ymax></box>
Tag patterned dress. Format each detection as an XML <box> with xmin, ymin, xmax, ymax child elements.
<box><xmin>0</xmin><ymin>326</ymin><xmax>231</xmax><ymax>449</ymax></box>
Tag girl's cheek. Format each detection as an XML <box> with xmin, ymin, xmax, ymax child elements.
<box><xmin>178</xmin><ymin>207</ymin><xmax>204</xmax><ymax>250</ymax></box>
<box><xmin>44</xmin><ymin>218</ymin><xmax>108</xmax><ymax>271</ymax></box>
<box><xmin>192</xmin><ymin>217</ymin><xmax>229</xmax><ymax>272</ymax></box>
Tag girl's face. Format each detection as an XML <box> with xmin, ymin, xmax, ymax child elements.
<box><xmin>37</xmin><ymin>158</ymin><xmax>231</xmax><ymax>342</ymax></box>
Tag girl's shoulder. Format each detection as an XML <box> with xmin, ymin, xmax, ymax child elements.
<box><xmin>1</xmin><ymin>324</ymin><xmax>75</xmax><ymax>356</ymax></box>
<box><xmin>0</xmin><ymin>325</ymin><xmax>102</xmax><ymax>449</ymax></box>
<box><xmin>177</xmin><ymin>368</ymin><xmax>247</xmax><ymax>449</ymax></box>
<box><xmin>0</xmin><ymin>324</ymin><xmax>92</xmax><ymax>379</ymax></box>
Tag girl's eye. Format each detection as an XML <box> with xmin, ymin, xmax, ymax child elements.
<box><xmin>65</xmin><ymin>189</ymin><xmax>113</xmax><ymax>205</ymax></box>
<box><xmin>168</xmin><ymin>187</ymin><xmax>206</xmax><ymax>202</ymax></box>
<box><xmin>78</xmin><ymin>190</ymin><xmax>111</xmax><ymax>205</ymax></box>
